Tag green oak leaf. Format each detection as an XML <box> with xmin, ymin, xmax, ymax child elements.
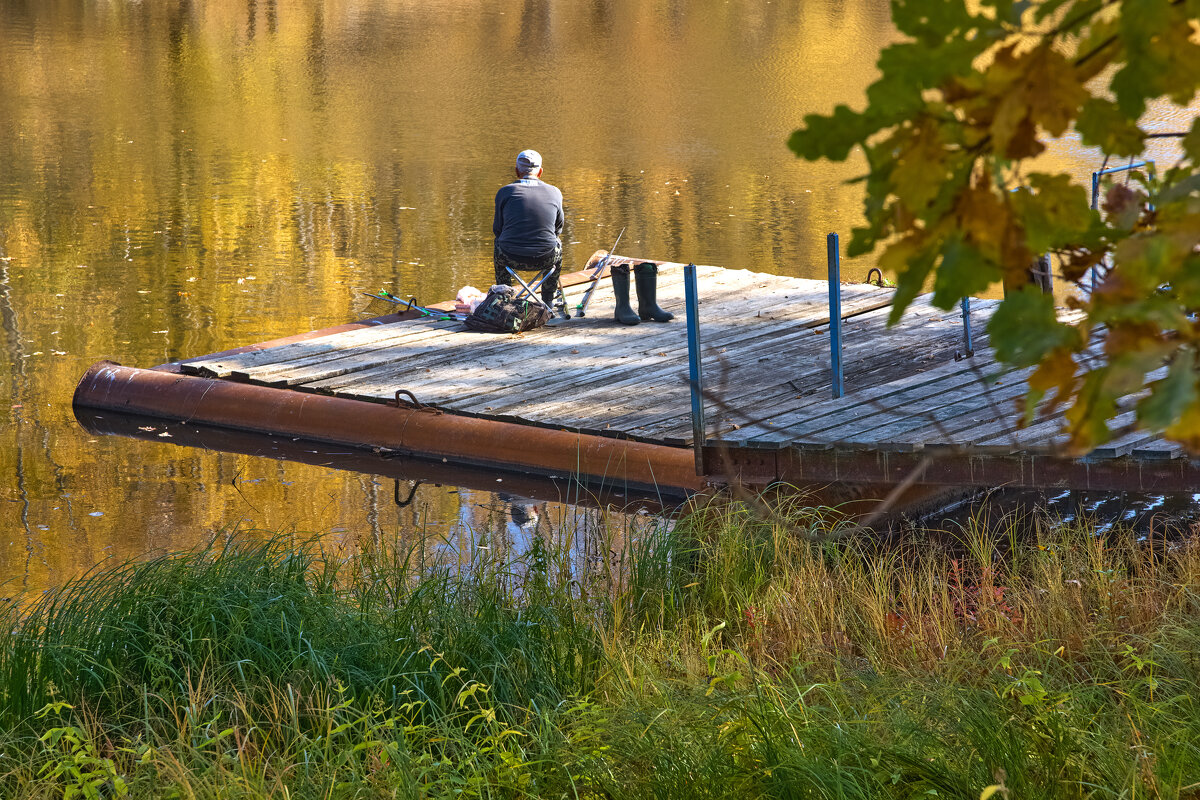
<box><xmin>787</xmin><ymin>0</ymin><xmax>1200</xmax><ymax>444</ymax></box>
<box><xmin>1024</xmin><ymin>46</ymin><xmax>1089</xmax><ymax>137</ymax></box>
<box><xmin>1076</xmin><ymin>98</ymin><xmax>1145</xmax><ymax>157</ymax></box>
<box><xmin>875</xmin><ymin>36</ymin><xmax>994</xmax><ymax>94</ymax></box>
<box><xmin>883</xmin><ymin>235</ymin><xmax>938</xmax><ymax>324</ymax></box>
<box><xmin>1111</xmin><ymin>0</ymin><xmax>1200</xmax><ymax>118</ymax></box>
<box><xmin>1032</xmin><ymin>0</ymin><xmax>1080</xmax><ymax>23</ymax></box>
<box><xmin>1138</xmin><ymin>349</ymin><xmax>1198</xmax><ymax>431</ymax></box>
<box><xmin>1011</xmin><ymin>174</ymin><xmax>1098</xmax><ymax>253</ymax></box>
<box><xmin>987</xmin><ymin>287</ymin><xmax>1080</xmax><ymax>366</ymax></box>
<box><xmin>931</xmin><ymin>236</ymin><xmax>999</xmax><ymax>309</ymax></box>
<box><xmin>1158</xmin><ymin>171</ymin><xmax>1200</xmax><ymax>205</ymax></box>
<box><xmin>891</xmin><ymin>118</ymin><xmax>953</xmax><ymax>212</ymax></box>
<box><xmin>1066</xmin><ymin>367</ymin><xmax>1119</xmax><ymax>452</ymax></box>
<box><xmin>890</xmin><ymin>0</ymin><xmax>978</xmax><ymax>44</ymax></box>
<box><xmin>848</xmin><ymin>150</ymin><xmax>898</xmax><ymax>256</ymax></box>
<box><xmin>788</xmin><ymin>105</ymin><xmax>877</xmax><ymax>162</ymax></box>
<box><xmin>1164</xmin><ymin>398</ymin><xmax>1200</xmax><ymax>453</ymax></box>
<box><xmin>1184</xmin><ymin>117</ymin><xmax>1200</xmax><ymax>165</ymax></box>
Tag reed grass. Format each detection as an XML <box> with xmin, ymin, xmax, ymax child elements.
<box><xmin>3</xmin><ymin>495</ymin><xmax>1200</xmax><ymax>798</ymax></box>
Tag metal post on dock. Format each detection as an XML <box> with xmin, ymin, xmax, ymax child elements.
<box><xmin>960</xmin><ymin>296</ymin><xmax>974</xmax><ymax>357</ymax></box>
<box><xmin>827</xmin><ymin>233</ymin><xmax>844</xmax><ymax>399</ymax></box>
<box><xmin>683</xmin><ymin>264</ymin><xmax>706</xmax><ymax>474</ymax></box>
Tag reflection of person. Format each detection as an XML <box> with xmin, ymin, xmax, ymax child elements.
<box><xmin>493</xmin><ymin>149</ymin><xmax>565</xmax><ymax>306</ymax></box>
<box><xmin>498</xmin><ymin>492</ymin><xmax>543</xmax><ymax>561</ymax></box>
<box><xmin>508</xmin><ymin>497</ymin><xmax>540</xmax><ymax>530</ymax></box>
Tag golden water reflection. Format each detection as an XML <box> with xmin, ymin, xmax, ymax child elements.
<box><xmin>0</xmin><ymin>0</ymin><xmax>1192</xmax><ymax>590</ymax></box>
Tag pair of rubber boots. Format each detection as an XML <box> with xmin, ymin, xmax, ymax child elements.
<box><xmin>612</xmin><ymin>262</ymin><xmax>674</xmax><ymax>324</ymax></box>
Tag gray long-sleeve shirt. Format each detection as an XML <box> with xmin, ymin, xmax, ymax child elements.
<box><xmin>493</xmin><ymin>178</ymin><xmax>564</xmax><ymax>259</ymax></box>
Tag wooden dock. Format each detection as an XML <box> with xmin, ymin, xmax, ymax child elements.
<box><xmin>74</xmin><ymin>260</ymin><xmax>1200</xmax><ymax>495</ymax></box>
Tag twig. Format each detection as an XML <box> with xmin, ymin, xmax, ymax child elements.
<box><xmin>230</xmin><ymin>467</ymin><xmax>261</xmax><ymax>514</ymax></box>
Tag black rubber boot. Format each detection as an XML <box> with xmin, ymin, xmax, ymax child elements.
<box><xmin>611</xmin><ymin>264</ymin><xmax>640</xmax><ymax>325</ymax></box>
<box><xmin>634</xmin><ymin>262</ymin><xmax>674</xmax><ymax>322</ymax></box>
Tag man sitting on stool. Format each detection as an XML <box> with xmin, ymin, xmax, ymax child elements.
<box><xmin>493</xmin><ymin>149</ymin><xmax>564</xmax><ymax>307</ymax></box>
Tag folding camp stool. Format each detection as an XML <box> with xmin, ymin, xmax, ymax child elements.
<box><xmin>505</xmin><ymin>264</ymin><xmax>571</xmax><ymax>319</ymax></box>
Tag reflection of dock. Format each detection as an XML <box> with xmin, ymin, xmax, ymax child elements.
<box><xmin>73</xmin><ymin>259</ymin><xmax>1199</xmax><ymax>495</ymax></box>
<box><xmin>73</xmin><ymin>408</ymin><xmax>680</xmax><ymax>509</ymax></box>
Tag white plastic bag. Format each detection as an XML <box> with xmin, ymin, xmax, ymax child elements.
<box><xmin>455</xmin><ymin>285</ymin><xmax>487</xmax><ymax>313</ymax></box>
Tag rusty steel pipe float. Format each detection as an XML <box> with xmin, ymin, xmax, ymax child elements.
<box><xmin>73</xmin><ymin>361</ymin><xmax>706</xmax><ymax>495</ymax></box>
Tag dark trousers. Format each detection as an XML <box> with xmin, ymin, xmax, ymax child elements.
<box><xmin>493</xmin><ymin>241</ymin><xmax>562</xmax><ymax>303</ymax></box>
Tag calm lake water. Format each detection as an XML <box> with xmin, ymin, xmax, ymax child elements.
<box><xmin>0</xmin><ymin>0</ymin><xmax>1193</xmax><ymax>590</ymax></box>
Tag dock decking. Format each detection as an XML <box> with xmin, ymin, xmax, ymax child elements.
<box><xmin>178</xmin><ymin>262</ymin><xmax>993</xmax><ymax>446</ymax></box>
<box><xmin>75</xmin><ymin>260</ymin><xmax>1200</xmax><ymax>494</ymax></box>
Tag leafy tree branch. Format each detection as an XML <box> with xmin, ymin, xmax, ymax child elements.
<box><xmin>789</xmin><ymin>0</ymin><xmax>1200</xmax><ymax>453</ymax></box>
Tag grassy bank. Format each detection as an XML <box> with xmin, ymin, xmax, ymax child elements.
<box><xmin>3</xmin><ymin>498</ymin><xmax>1200</xmax><ymax>798</ymax></box>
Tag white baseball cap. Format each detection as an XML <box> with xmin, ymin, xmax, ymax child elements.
<box><xmin>516</xmin><ymin>149</ymin><xmax>543</xmax><ymax>174</ymax></box>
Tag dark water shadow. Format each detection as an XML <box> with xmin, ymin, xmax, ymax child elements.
<box><xmin>74</xmin><ymin>407</ymin><xmax>688</xmax><ymax>513</ymax></box>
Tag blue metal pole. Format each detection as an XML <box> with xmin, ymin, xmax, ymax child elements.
<box><xmin>827</xmin><ymin>233</ymin><xmax>844</xmax><ymax>399</ymax></box>
<box><xmin>684</xmin><ymin>264</ymin><xmax>705</xmax><ymax>473</ymax></box>
<box><xmin>1088</xmin><ymin>162</ymin><xmax>1146</xmax><ymax>293</ymax></box>
<box><xmin>1090</xmin><ymin>171</ymin><xmax>1101</xmax><ymax>294</ymax></box>
<box><xmin>960</xmin><ymin>296</ymin><xmax>974</xmax><ymax>357</ymax></box>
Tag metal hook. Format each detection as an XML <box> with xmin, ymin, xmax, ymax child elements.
<box><xmin>866</xmin><ymin>268</ymin><xmax>884</xmax><ymax>287</ymax></box>
<box><xmin>393</xmin><ymin>389</ymin><xmax>424</xmax><ymax>409</ymax></box>
<box><xmin>393</xmin><ymin>388</ymin><xmax>442</xmax><ymax>415</ymax></box>
<box><xmin>394</xmin><ymin>479</ymin><xmax>421</xmax><ymax>507</ymax></box>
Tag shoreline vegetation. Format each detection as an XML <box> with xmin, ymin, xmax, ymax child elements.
<box><xmin>3</xmin><ymin>494</ymin><xmax>1199</xmax><ymax>798</ymax></box>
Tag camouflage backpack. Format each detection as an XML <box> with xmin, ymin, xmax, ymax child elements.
<box><xmin>463</xmin><ymin>285</ymin><xmax>550</xmax><ymax>334</ymax></box>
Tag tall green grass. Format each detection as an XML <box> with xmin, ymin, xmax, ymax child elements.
<box><xmin>3</xmin><ymin>496</ymin><xmax>1200</xmax><ymax>798</ymax></box>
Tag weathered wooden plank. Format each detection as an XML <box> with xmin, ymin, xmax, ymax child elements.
<box><xmin>286</xmin><ymin>314</ymin><xmax>608</xmax><ymax>389</ymax></box>
<box><xmin>309</xmin><ymin>272</ymin><xmax>772</xmax><ymax>402</ymax></box>
<box><xmin>579</xmin><ymin>313</ymin><xmax>980</xmax><ymax>442</ymax></box>
<box><xmin>459</xmin><ymin>315</ymin><xmax>834</xmax><ymax>421</ymax></box>
<box><xmin>711</xmin><ymin>311</ymin><xmax>1006</xmax><ymax>446</ymax></box>
<box><xmin>960</xmin><ymin>411</ymin><xmax>1065</xmax><ymax>454</ymax></box>
<box><xmin>269</xmin><ymin>281</ymin><xmax>626</xmax><ymax>386</ymax></box>
<box><xmin>927</xmin><ymin>358</ymin><xmax>1131</xmax><ymax>453</ymax></box>
<box><xmin>661</xmin><ymin>350</ymin><xmax>976</xmax><ymax>447</ymax></box>
<box><xmin>731</xmin><ymin>353</ymin><xmax>1009</xmax><ymax>447</ymax></box>
<box><xmin>318</xmin><ymin>270</ymin><xmax>878</xmax><ymax>405</ymax></box>
<box><xmin>1132</xmin><ymin>442</ymin><xmax>1184</xmax><ymax>460</ymax></box>
<box><xmin>277</xmin><ymin>272</ymin><xmax>715</xmax><ymax>398</ymax></box>
<box><xmin>1077</xmin><ymin>369</ymin><xmax>1169</xmax><ymax>459</ymax></box>
<box><xmin>838</xmin><ymin>375</ymin><xmax>1036</xmax><ymax>451</ymax></box>
<box><xmin>232</xmin><ymin>319</ymin><xmax>474</xmax><ymax>380</ymax></box>
<box><xmin>861</xmin><ymin>367</ymin><xmax>1036</xmax><ymax>444</ymax></box>
<box><xmin>302</xmin><ymin>266</ymin><xmax>772</xmax><ymax>396</ymax></box>
<box><xmin>1085</xmin><ymin>425</ymin><xmax>1162</xmax><ymax>459</ymax></box>
<box><xmin>449</xmin><ymin>284</ymin><xmax>903</xmax><ymax>420</ymax></box>
<box><xmin>655</xmin><ymin>340</ymin><xmax>1001</xmax><ymax>448</ymax></box>
<box><xmin>963</xmin><ymin>363</ymin><xmax>1160</xmax><ymax>456</ymax></box>
<box><xmin>247</xmin><ymin>329</ymin><xmax>486</xmax><ymax>388</ymax></box>
<box><xmin>622</xmin><ymin>301</ymin><xmax>995</xmax><ymax>442</ymax></box>
<box><xmin>743</xmin><ymin>306</ymin><xmax>1089</xmax><ymax>449</ymax></box>
<box><xmin>180</xmin><ymin>318</ymin><xmax>460</xmax><ymax>378</ymax></box>
<box><xmin>183</xmin><ymin>261</ymin><xmax>696</xmax><ymax>379</ymax></box>
<box><xmin>167</xmin><ymin>257</ymin><xmax>1200</xmax><ymax>483</ymax></box>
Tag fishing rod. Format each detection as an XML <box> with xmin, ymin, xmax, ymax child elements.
<box><xmin>574</xmin><ymin>226</ymin><xmax>625</xmax><ymax>318</ymax></box>
<box><xmin>364</xmin><ymin>290</ymin><xmax>464</xmax><ymax>322</ymax></box>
